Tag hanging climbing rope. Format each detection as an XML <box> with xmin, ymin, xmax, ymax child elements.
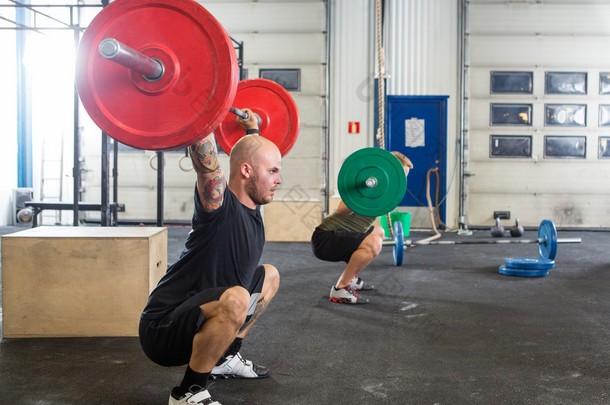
<box><xmin>374</xmin><ymin>0</ymin><xmax>394</xmax><ymax>237</ymax></box>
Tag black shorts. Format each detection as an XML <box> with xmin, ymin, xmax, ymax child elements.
<box><xmin>311</xmin><ymin>226</ymin><xmax>374</xmax><ymax>263</ymax></box>
<box><xmin>138</xmin><ymin>265</ymin><xmax>266</xmax><ymax>367</ymax></box>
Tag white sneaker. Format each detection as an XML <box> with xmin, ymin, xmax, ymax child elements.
<box><xmin>211</xmin><ymin>352</ymin><xmax>269</xmax><ymax>379</ymax></box>
<box><xmin>350</xmin><ymin>276</ymin><xmax>374</xmax><ymax>291</ymax></box>
<box><xmin>169</xmin><ymin>385</ymin><xmax>221</xmax><ymax>405</ymax></box>
<box><xmin>329</xmin><ymin>285</ymin><xmax>369</xmax><ymax>304</ymax></box>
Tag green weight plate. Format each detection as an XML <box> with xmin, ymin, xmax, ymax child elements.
<box><xmin>393</xmin><ymin>220</ymin><xmax>404</xmax><ymax>266</ymax></box>
<box><xmin>499</xmin><ymin>265</ymin><xmax>549</xmax><ymax>278</ymax></box>
<box><xmin>337</xmin><ymin>148</ymin><xmax>407</xmax><ymax>217</ymax></box>
<box><xmin>538</xmin><ymin>219</ymin><xmax>558</xmax><ymax>260</ymax></box>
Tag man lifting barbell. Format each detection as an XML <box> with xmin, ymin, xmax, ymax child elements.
<box><xmin>76</xmin><ymin>0</ymin><xmax>300</xmax><ymax>403</ymax></box>
<box><xmin>311</xmin><ymin>152</ymin><xmax>413</xmax><ymax>304</ymax></box>
<box><xmin>139</xmin><ymin>112</ymin><xmax>282</xmax><ymax>405</ymax></box>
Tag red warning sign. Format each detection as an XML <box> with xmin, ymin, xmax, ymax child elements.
<box><xmin>348</xmin><ymin>121</ymin><xmax>360</xmax><ymax>134</ymax></box>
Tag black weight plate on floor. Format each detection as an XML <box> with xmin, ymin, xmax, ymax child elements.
<box><xmin>505</xmin><ymin>257</ymin><xmax>555</xmax><ymax>270</ymax></box>
<box><xmin>498</xmin><ymin>265</ymin><xmax>549</xmax><ymax>277</ymax></box>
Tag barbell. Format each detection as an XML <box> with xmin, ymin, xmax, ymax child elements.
<box><xmin>75</xmin><ymin>0</ymin><xmax>300</xmax><ymax>154</ymax></box>
<box><xmin>337</xmin><ymin>148</ymin><xmax>408</xmax><ymax>217</ymax></box>
<box><xmin>386</xmin><ymin>219</ymin><xmax>582</xmax><ymax>266</ymax></box>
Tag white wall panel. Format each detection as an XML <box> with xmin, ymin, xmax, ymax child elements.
<box><xmin>469</xmin><ymin>194</ymin><xmax>610</xmax><ymax>227</ymax></box>
<box><xmin>227</xmin><ymin>33</ymin><xmax>326</xmax><ymax>65</ymax></box>
<box><xmin>471</xmin><ymin>3</ymin><xmax>610</xmax><ymax>35</ymax></box>
<box><xmin>468</xmin><ymin>0</ymin><xmax>610</xmax><ymax>228</ymax></box>
<box><xmin>471</xmin><ymin>36</ymin><xmax>610</xmax><ymax>68</ymax></box>
<box><xmin>275</xmin><ymin>157</ymin><xmax>323</xmax><ymax>198</ymax></box>
<box><xmin>288</xmin><ymin>127</ymin><xmax>324</xmax><ymax>159</ymax></box>
<box><xmin>290</xmin><ymin>95</ymin><xmax>325</xmax><ymax>128</ymax></box>
<box><xmin>202</xmin><ymin>2</ymin><xmax>326</xmax><ymax>33</ymax></box>
<box><xmin>469</xmin><ymin>162</ymin><xmax>610</xmax><ymax>194</ymax></box>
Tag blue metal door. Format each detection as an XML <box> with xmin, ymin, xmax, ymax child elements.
<box><xmin>386</xmin><ymin>96</ymin><xmax>448</xmax><ymax>222</ymax></box>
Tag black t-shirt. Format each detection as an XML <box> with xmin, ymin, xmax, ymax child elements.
<box><xmin>141</xmin><ymin>185</ymin><xmax>265</xmax><ymax>320</ymax></box>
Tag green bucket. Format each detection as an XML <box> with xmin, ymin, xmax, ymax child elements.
<box><xmin>380</xmin><ymin>212</ymin><xmax>411</xmax><ymax>238</ymax></box>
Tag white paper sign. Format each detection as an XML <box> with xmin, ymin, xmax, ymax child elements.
<box><xmin>405</xmin><ymin>118</ymin><xmax>425</xmax><ymax>147</ymax></box>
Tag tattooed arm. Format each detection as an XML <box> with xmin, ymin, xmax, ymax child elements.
<box><xmin>189</xmin><ymin>133</ymin><xmax>226</xmax><ymax>212</ymax></box>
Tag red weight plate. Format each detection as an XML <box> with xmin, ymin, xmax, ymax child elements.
<box><xmin>215</xmin><ymin>79</ymin><xmax>300</xmax><ymax>156</ymax></box>
<box><xmin>76</xmin><ymin>0</ymin><xmax>238</xmax><ymax>150</ymax></box>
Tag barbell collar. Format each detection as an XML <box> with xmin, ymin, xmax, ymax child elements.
<box><xmin>365</xmin><ymin>177</ymin><xmax>378</xmax><ymax>188</ymax></box>
<box><xmin>99</xmin><ymin>38</ymin><xmax>164</xmax><ymax>81</ymax></box>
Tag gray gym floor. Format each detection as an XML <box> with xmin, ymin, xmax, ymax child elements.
<box><xmin>0</xmin><ymin>225</ymin><xmax>608</xmax><ymax>404</ymax></box>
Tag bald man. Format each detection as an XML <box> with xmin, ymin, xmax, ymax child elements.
<box><xmin>139</xmin><ymin>109</ymin><xmax>282</xmax><ymax>405</ymax></box>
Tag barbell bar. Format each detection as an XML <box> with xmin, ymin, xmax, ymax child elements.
<box><xmin>98</xmin><ymin>38</ymin><xmax>263</xmax><ymax>127</ymax></box>
<box><xmin>99</xmin><ymin>38</ymin><xmax>164</xmax><ymax>80</ymax></box>
<box><xmin>385</xmin><ymin>219</ymin><xmax>582</xmax><ymax>266</ymax></box>
<box><xmin>215</xmin><ymin>78</ymin><xmax>300</xmax><ymax>156</ymax></box>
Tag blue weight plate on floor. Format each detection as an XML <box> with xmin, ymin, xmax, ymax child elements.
<box><xmin>538</xmin><ymin>219</ymin><xmax>558</xmax><ymax>260</ymax></box>
<box><xmin>393</xmin><ymin>220</ymin><xmax>404</xmax><ymax>266</ymax></box>
<box><xmin>505</xmin><ymin>257</ymin><xmax>555</xmax><ymax>270</ymax></box>
<box><xmin>498</xmin><ymin>265</ymin><xmax>549</xmax><ymax>277</ymax></box>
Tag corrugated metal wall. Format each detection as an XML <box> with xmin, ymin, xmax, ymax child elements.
<box><xmin>328</xmin><ymin>0</ymin><xmax>376</xmax><ymax>196</ymax></box>
<box><xmin>383</xmin><ymin>0</ymin><xmax>460</xmax><ymax>228</ymax></box>
<box><xmin>468</xmin><ymin>0</ymin><xmax>610</xmax><ymax>228</ymax></box>
<box><xmin>385</xmin><ymin>0</ymin><xmax>458</xmax><ymax>96</ymax></box>
<box><xmin>327</xmin><ymin>0</ymin><xmax>460</xmax><ymax>230</ymax></box>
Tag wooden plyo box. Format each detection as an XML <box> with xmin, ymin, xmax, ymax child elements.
<box><xmin>1</xmin><ymin>226</ymin><xmax>167</xmax><ymax>338</ymax></box>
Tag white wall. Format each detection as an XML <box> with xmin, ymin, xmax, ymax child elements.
<box><xmin>468</xmin><ymin>0</ymin><xmax>610</xmax><ymax>228</ymax></box>
<box><xmin>0</xmin><ymin>29</ymin><xmax>18</xmax><ymax>226</ymax></box>
<box><xmin>28</xmin><ymin>30</ymin><xmax>77</xmax><ymax>226</ymax></box>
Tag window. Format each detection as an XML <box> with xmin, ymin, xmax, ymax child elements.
<box><xmin>259</xmin><ymin>69</ymin><xmax>301</xmax><ymax>91</ymax></box>
<box><xmin>545</xmin><ymin>104</ymin><xmax>586</xmax><ymax>127</ymax></box>
<box><xmin>544</xmin><ymin>136</ymin><xmax>586</xmax><ymax>158</ymax></box>
<box><xmin>600</xmin><ymin>73</ymin><xmax>610</xmax><ymax>95</ymax></box>
<box><xmin>490</xmin><ymin>135</ymin><xmax>532</xmax><ymax>158</ymax></box>
<box><xmin>545</xmin><ymin>72</ymin><xmax>587</xmax><ymax>95</ymax></box>
<box><xmin>599</xmin><ymin>137</ymin><xmax>610</xmax><ymax>158</ymax></box>
<box><xmin>490</xmin><ymin>71</ymin><xmax>533</xmax><ymax>94</ymax></box>
<box><xmin>490</xmin><ymin>104</ymin><xmax>532</xmax><ymax>126</ymax></box>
